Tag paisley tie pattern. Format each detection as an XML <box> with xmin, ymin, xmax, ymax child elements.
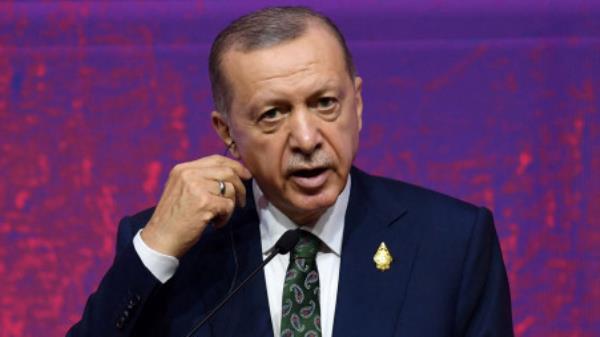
<box><xmin>281</xmin><ymin>231</ymin><xmax>321</xmax><ymax>337</ymax></box>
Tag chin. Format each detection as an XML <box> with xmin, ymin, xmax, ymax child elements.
<box><xmin>288</xmin><ymin>185</ymin><xmax>340</xmax><ymax>213</ymax></box>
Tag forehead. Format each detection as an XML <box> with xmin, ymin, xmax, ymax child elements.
<box><xmin>220</xmin><ymin>25</ymin><xmax>349</xmax><ymax>107</ymax></box>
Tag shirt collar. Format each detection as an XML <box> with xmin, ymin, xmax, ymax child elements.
<box><xmin>254</xmin><ymin>175</ymin><xmax>351</xmax><ymax>257</ymax></box>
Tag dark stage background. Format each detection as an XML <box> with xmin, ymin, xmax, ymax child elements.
<box><xmin>1</xmin><ymin>1</ymin><xmax>599</xmax><ymax>336</ymax></box>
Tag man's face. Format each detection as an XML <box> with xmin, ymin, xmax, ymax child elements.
<box><xmin>213</xmin><ymin>25</ymin><xmax>363</xmax><ymax>225</ymax></box>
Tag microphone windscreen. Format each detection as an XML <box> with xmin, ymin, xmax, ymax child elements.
<box><xmin>274</xmin><ymin>229</ymin><xmax>300</xmax><ymax>254</ymax></box>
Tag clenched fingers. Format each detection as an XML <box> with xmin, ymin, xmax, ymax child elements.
<box><xmin>209</xmin><ymin>166</ymin><xmax>248</xmax><ymax>207</ymax></box>
<box><xmin>143</xmin><ymin>155</ymin><xmax>252</xmax><ymax>257</ymax></box>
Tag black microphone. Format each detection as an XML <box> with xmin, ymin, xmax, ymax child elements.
<box><xmin>184</xmin><ymin>229</ymin><xmax>300</xmax><ymax>337</ymax></box>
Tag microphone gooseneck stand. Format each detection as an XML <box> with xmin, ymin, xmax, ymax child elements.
<box><xmin>184</xmin><ymin>229</ymin><xmax>301</xmax><ymax>337</ymax></box>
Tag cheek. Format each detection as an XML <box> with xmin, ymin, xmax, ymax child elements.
<box><xmin>338</xmin><ymin>131</ymin><xmax>359</xmax><ymax>165</ymax></box>
<box><xmin>238</xmin><ymin>134</ymin><xmax>286</xmax><ymax>178</ymax></box>
<box><xmin>329</xmin><ymin>116</ymin><xmax>360</xmax><ymax>164</ymax></box>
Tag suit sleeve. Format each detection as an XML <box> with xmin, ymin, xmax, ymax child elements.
<box><xmin>66</xmin><ymin>216</ymin><xmax>162</xmax><ymax>337</ymax></box>
<box><xmin>454</xmin><ymin>207</ymin><xmax>514</xmax><ymax>337</ymax></box>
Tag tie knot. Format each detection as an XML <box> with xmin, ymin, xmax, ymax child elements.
<box><xmin>291</xmin><ymin>230</ymin><xmax>321</xmax><ymax>259</ymax></box>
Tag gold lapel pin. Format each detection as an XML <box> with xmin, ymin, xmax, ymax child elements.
<box><xmin>373</xmin><ymin>242</ymin><xmax>393</xmax><ymax>271</ymax></box>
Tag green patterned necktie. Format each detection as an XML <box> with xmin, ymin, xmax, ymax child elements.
<box><xmin>280</xmin><ymin>230</ymin><xmax>322</xmax><ymax>337</ymax></box>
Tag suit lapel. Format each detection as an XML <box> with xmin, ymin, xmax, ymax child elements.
<box><xmin>208</xmin><ymin>182</ymin><xmax>274</xmax><ymax>337</ymax></box>
<box><xmin>197</xmin><ymin>168</ymin><xmax>421</xmax><ymax>337</ymax></box>
<box><xmin>332</xmin><ymin>168</ymin><xmax>423</xmax><ymax>336</ymax></box>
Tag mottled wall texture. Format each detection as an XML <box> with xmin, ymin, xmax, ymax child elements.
<box><xmin>1</xmin><ymin>1</ymin><xmax>598</xmax><ymax>336</ymax></box>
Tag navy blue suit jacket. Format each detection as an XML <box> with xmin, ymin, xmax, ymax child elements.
<box><xmin>68</xmin><ymin>167</ymin><xmax>514</xmax><ymax>336</ymax></box>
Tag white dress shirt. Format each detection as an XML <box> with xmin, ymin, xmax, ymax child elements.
<box><xmin>133</xmin><ymin>176</ymin><xmax>351</xmax><ymax>337</ymax></box>
<box><xmin>254</xmin><ymin>178</ymin><xmax>350</xmax><ymax>337</ymax></box>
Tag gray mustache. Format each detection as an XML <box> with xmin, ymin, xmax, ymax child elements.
<box><xmin>285</xmin><ymin>151</ymin><xmax>334</xmax><ymax>174</ymax></box>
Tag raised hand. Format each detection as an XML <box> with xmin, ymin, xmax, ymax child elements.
<box><xmin>141</xmin><ymin>155</ymin><xmax>252</xmax><ymax>257</ymax></box>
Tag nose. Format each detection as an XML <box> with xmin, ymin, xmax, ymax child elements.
<box><xmin>288</xmin><ymin>109</ymin><xmax>322</xmax><ymax>155</ymax></box>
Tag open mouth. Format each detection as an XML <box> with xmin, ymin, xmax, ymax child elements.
<box><xmin>291</xmin><ymin>167</ymin><xmax>328</xmax><ymax>178</ymax></box>
<box><xmin>289</xmin><ymin>167</ymin><xmax>330</xmax><ymax>190</ymax></box>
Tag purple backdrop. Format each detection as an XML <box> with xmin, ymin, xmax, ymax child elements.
<box><xmin>1</xmin><ymin>1</ymin><xmax>599</xmax><ymax>336</ymax></box>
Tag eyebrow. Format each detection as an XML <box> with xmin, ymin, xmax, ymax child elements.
<box><xmin>251</xmin><ymin>78</ymin><xmax>342</xmax><ymax>106</ymax></box>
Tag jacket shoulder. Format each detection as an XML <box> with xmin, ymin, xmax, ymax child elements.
<box><xmin>352</xmin><ymin>167</ymin><xmax>488</xmax><ymax>234</ymax></box>
<box><xmin>356</xmin><ymin>168</ymin><xmax>479</xmax><ymax>209</ymax></box>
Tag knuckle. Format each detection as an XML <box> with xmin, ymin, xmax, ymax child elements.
<box><xmin>195</xmin><ymin>191</ymin><xmax>209</xmax><ymax>206</ymax></box>
<box><xmin>237</xmin><ymin>183</ymin><xmax>246</xmax><ymax>195</ymax></box>
<box><xmin>169</xmin><ymin>165</ymin><xmax>180</xmax><ymax>177</ymax></box>
<box><xmin>170</xmin><ymin>163</ymin><xmax>187</xmax><ymax>177</ymax></box>
<box><xmin>224</xmin><ymin>166</ymin><xmax>235</xmax><ymax>175</ymax></box>
<box><xmin>180</xmin><ymin>169</ymin><xmax>194</xmax><ymax>182</ymax></box>
<box><xmin>200</xmin><ymin>211</ymin><xmax>214</xmax><ymax>223</ymax></box>
<box><xmin>228</xmin><ymin>182</ymin><xmax>237</xmax><ymax>193</ymax></box>
<box><xmin>186</xmin><ymin>184</ymin><xmax>207</xmax><ymax>203</ymax></box>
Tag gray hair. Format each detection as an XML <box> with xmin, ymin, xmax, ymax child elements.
<box><xmin>208</xmin><ymin>6</ymin><xmax>356</xmax><ymax>115</ymax></box>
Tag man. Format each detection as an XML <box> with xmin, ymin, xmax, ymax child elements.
<box><xmin>68</xmin><ymin>6</ymin><xmax>513</xmax><ymax>337</ymax></box>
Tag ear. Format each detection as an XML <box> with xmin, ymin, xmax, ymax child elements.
<box><xmin>354</xmin><ymin>76</ymin><xmax>363</xmax><ymax>131</ymax></box>
<box><xmin>211</xmin><ymin>110</ymin><xmax>240</xmax><ymax>158</ymax></box>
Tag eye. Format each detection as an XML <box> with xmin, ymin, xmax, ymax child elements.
<box><xmin>317</xmin><ymin>97</ymin><xmax>337</xmax><ymax>110</ymax></box>
<box><xmin>259</xmin><ymin>107</ymin><xmax>283</xmax><ymax>121</ymax></box>
<box><xmin>256</xmin><ymin>107</ymin><xmax>287</xmax><ymax>133</ymax></box>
